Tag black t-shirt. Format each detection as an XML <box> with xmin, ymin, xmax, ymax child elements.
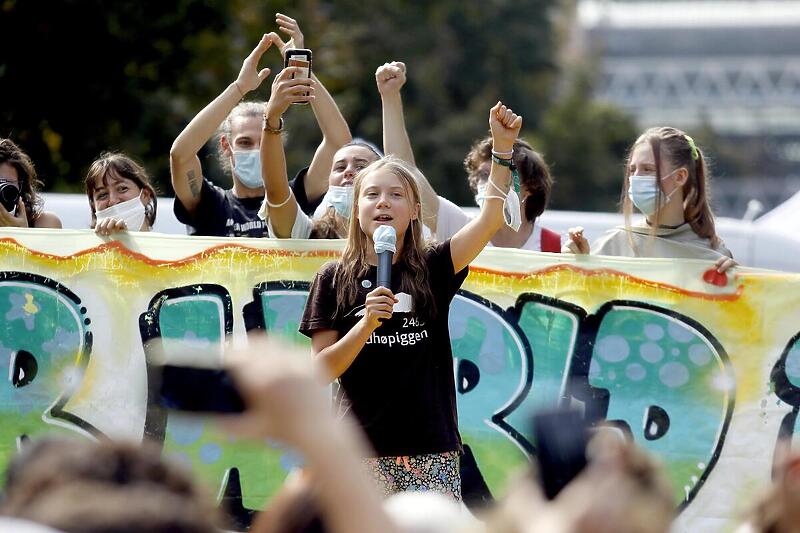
<box><xmin>173</xmin><ymin>177</ymin><xmax>266</xmax><ymax>237</ymax></box>
<box><xmin>291</xmin><ymin>167</ymin><xmax>324</xmax><ymax>216</ymax></box>
<box><xmin>173</xmin><ymin>168</ymin><xmax>321</xmax><ymax>236</ymax></box>
<box><xmin>299</xmin><ymin>240</ymin><xmax>468</xmax><ymax>457</ymax></box>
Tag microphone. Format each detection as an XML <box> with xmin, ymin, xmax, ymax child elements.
<box><xmin>374</xmin><ymin>225</ymin><xmax>397</xmax><ymax>289</ymax></box>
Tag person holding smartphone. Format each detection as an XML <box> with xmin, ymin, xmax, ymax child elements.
<box><xmin>169</xmin><ymin>14</ymin><xmax>351</xmax><ymax>237</ymax></box>
<box><xmin>258</xmin><ymin>64</ymin><xmax>382</xmax><ymax>240</ymax></box>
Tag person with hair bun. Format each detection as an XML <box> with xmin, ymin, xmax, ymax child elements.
<box><xmin>0</xmin><ymin>138</ymin><xmax>62</xmax><ymax>229</ymax></box>
<box><xmin>563</xmin><ymin>127</ymin><xmax>736</xmax><ymax>273</ymax></box>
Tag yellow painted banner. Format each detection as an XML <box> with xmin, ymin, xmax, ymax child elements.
<box><xmin>0</xmin><ymin>228</ymin><xmax>798</xmax><ymax>532</ymax></box>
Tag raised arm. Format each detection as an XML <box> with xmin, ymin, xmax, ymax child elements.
<box><xmin>377</xmin><ymin>61</ymin><xmax>440</xmax><ymax>231</ymax></box>
<box><xmin>274</xmin><ymin>15</ymin><xmax>352</xmax><ymax>203</ymax></box>
<box><xmin>169</xmin><ymin>34</ymin><xmax>273</xmax><ymax>217</ymax></box>
<box><xmin>261</xmin><ymin>68</ymin><xmax>315</xmax><ymax>237</ymax></box>
<box><xmin>450</xmin><ymin>102</ymin><xmax>522</xmax><ymax>272</ymax></box>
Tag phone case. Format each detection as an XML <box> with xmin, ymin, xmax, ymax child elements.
<box><xmin>284</xmin><ymin>49</ymin><xmax>312</xmax><ymax>105</ymax></box>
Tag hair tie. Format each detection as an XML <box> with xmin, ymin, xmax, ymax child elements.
<box><xmin>685</xmin><ymin>135</ymin><xmax>699</xmax><ymax>161</ymax></box>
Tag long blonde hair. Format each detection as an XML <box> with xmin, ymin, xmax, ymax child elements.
<box><xmin>332</xmin><ymin>156</ymin><xmax>437</xmax><ymax>321</ymax></box>
<box><xmin>621</xmin><ymin>127</ymin><xmax>721</xmax><ymax>248</ymax></box>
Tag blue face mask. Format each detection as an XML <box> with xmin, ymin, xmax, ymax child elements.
<box><xmin>628</xmin><ymin>172</ymin><xmax>678</xmax><ymax>216</ymax></box>
<box><xmin>232</xmin><ymin>150</ymin><xmax>263</xmax><ymax>189</ymax></box>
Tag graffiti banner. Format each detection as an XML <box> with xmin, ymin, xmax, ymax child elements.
<box><xmin>0</xmin><ymin>228</ymin><xmax>798</xmax><ymax>532</ymax></box>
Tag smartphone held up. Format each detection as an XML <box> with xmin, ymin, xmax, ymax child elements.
<box><xmin>284</xmin><ymin>48</ymin><xmax>312</xmax><ymax>105</ymax></box>
<box><xmin>155</xmin><ymin>364</ymin><xmax>245</xmax><ymax>414</ymax></box>
<box><xmin>532</xmin><ymin>407</ymin><xmax>590</xmax><ymax>500</ymax></box>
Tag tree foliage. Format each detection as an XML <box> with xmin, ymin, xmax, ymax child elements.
<box><xmin>1</xmin><ymin>0</ymin><xmax>635</xmax><ymax>212</ymax></box>
<box><xmin>535</xmin><ymin>70</ymin><xmax>638</xmax><ymax>211</ymax></box>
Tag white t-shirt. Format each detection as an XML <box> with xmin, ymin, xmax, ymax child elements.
<box><xmin>258</xmin><ymin>198</ymin><xmax>315</xmax><ymax>239</ymax></box>
<box><xmin>435</xmin><ymin>196</ymin><xmax>542</xmax><ymax>251</ymax></box>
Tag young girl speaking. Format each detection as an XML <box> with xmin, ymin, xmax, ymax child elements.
<box><xmin>299</xmin><ymin>102</ymin><xmax>522</xmax><ymax>501</ymax></box>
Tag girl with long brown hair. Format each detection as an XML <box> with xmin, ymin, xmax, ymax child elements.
<box><xmin>299</xmin><ymin>102</ymin><xmax>522</xmax><ymax>501</ymax></box>
<box><xmin>563</xmin><ymin>127</ymin><xmax>736</xmax><ymax>273</ymax></box>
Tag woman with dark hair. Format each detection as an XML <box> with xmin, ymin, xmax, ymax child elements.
<box><xmin>0</xmin><ymin>138</ymin><xmax>62</xmax><ymax>229</ymax></box>
<box><xmin>85</xmin><ymin>152</ymin><xmax>158</xmax><ymax>235</ymax></box>
<box><xmin>376</xmin><ymin>61</ymin><xmax>561</xmax><ymax>252</ymax></box>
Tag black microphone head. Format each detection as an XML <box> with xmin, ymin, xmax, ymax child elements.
<box><xmin>374</xmin><ymin>225</ymin><xmax>397</xmax><ymax>254</ymax></box>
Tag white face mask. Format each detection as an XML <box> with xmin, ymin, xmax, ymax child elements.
<box><xmin>231</xmin><ymin>149</ymin><xmax>263</xmax><ymax>189</ymax></box>
<box><xmin>475</xmin><ymin>181</ymin><xmax>522</xmax><ymax>231</ymax></box>
<box><xmin>503</xmin><ymin>188</ymin><xmax>523</xmax><ymax>232</ymax></box>
<box><xmin>95</xmin><ymin>193</ymin><xmax>148</xmax><ymax>231</ymax></box>
<box><xmin>628</xmin><ymin>170</ymin><xmax>679</xmax><ymax>216</ymax></box>
<box><xmin>313</xmin><ymin>185</ymin><xmax>354</xmax><ymax>220</ymax></box>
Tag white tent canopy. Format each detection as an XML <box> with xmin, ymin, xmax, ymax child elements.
<box><xmin>755</xmin><ymin>190</ymin><xmax>800</xmax><ymax>234</ymax></box>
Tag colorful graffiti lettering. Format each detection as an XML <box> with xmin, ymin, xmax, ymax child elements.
<box><xmin>0</xmin><ymin>272</ymin><xmax>96</xmax><ymax>466</ymax></box>
<box><xmin>0</xmin><ymin>233</ymin><xmax>797</xmax><ymax>533</ymax></box>
<box><xmin>0</xmin><ymin>276</ymin><xmax>762</xmax><ymax>522</ymax></box>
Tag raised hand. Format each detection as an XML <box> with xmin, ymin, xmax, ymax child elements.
<box><xmin>234</xmin><ymin>33</ymin><xmax>274</xmax><ymax>94</ymax></box>
<box><xmin>362</xmin><ymin>286</ymin><xmax>397</xmax><ymax>330</ymax></box>
<box><xmin>0</xmin><ymin>199</ymin><xmax>28</xmax><ymax>228</ymax></box>
<box><xmin>489</xmin><ymin>101</ymin><xmax>523</xmax><ymax>153</ymax></box>
<box><xmin>375</xmin><ymin>61</ymin><xmax>407</xmax><ymax>97</ymax></box>
<box><xmin>562</xmin><ymin>226</ymin><xmax>590</xmax><ymax>254</ymax></box>
<box><xmin>264</xmin><ymin>67</ymin><xmax>316</xmax><ymax>121</ymax></box>
<box><xmin>275</xmin><ymin>13</ymin><xmax>305</xmax><ymax>55</ymax></box>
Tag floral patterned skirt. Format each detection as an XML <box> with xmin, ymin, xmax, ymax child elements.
<box><xmin>362</xmin><ymin>451</ymin><xmax>461</xmax><ymax>501</ymax></box>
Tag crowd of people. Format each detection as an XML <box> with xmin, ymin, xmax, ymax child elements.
<box><xmin>0</xmin><ymin>12</ymin><xmax>760</xmax><ymax>533</ymax></box>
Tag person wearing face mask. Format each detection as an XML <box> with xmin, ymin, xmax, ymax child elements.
<box><xmin>259</xmin><ymin>60</ymin><xmax>382</xmax><ymax>239</ymax></box>
<box><xmin>562</xmin><ymin>127</ymin><xmax>736</xmax><ymax>273</ymax></box>
<box><xmin>85</xmin><ymin>152</ymin><xmax>157</xmax><ymax>236</ymax></box>
<box><xmin>376</xmin><ymin>61</ymin><xmax>561</xmax><ymax>252</ymax></box>
<box><xmin>169</xmin><ymin>15</ymin><xmax>352</xmax><ymax>238</ymax></box>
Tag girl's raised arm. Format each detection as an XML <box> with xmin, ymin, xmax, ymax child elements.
<box><xmin>260</xmin><ymin>67</ymin><xmax>315</xmax><ymax>237</ymax></box>
<box><xmin>272</xmin><ymin>15</ymin><xmax>353</xmax><ymax>203</ymax></box>
<box><xmin>450</xmin><ymin>102</ymin><xmax>522</xmax><ymax>272</ymax></box>
<box><xmin>170</xmin><ymin>34</ymin><xmax>273</xmax><ymax>217</ymax></box>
